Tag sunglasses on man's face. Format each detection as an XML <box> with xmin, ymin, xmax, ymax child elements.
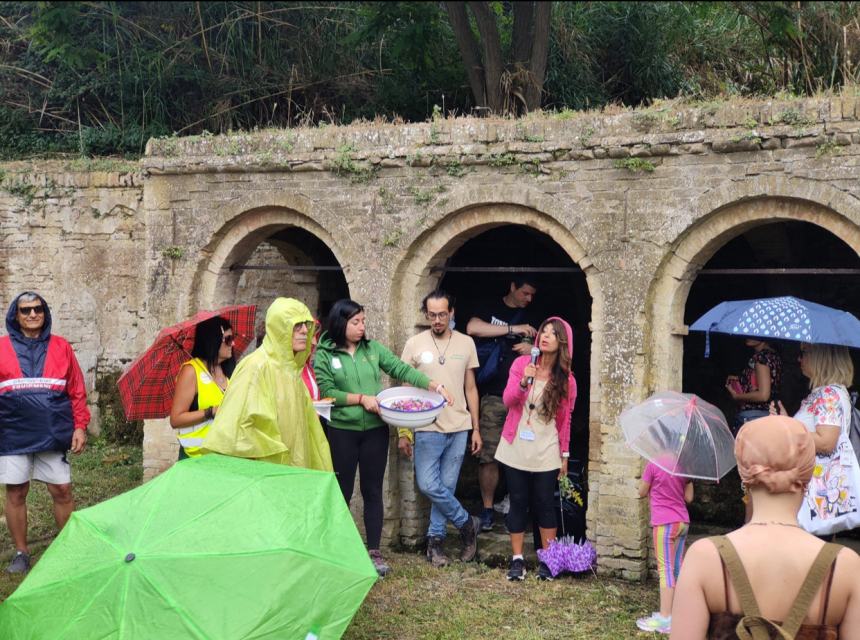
<box><xmin>222</xmin><ymin>334</ymin><xmax>235</xmax><ymax>346</ymax></box>
<box><xmin>18</xmin><ymin>305</ymin><xmax>45</xmax><ymax>316</ymax></box>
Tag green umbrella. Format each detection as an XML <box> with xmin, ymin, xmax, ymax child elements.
<box><xmin>0</xmin><ymin>454</ymin><xmax>377</xmax><ymax>639</ymax></box>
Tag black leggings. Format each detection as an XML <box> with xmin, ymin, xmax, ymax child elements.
<box><xmin>326</xmin><ymin>425</ymin><xmax>389</xmax><ymax>549</ymax></box>
<box><xmin>504</xmin><ymin>465</ymin><xmax>559</xmax><ymax>533</ymax></box>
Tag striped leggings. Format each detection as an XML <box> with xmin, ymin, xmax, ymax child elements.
<box><xmin>652</xmin><ymin>522</ymin><xmax>688</xmax><ymax>589</ymax></box>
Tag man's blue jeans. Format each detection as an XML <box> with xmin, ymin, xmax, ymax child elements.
<box><xmin>414</xmin><ymin>430</ymin><xmax>470</xmax><ymax>538</ymax></box>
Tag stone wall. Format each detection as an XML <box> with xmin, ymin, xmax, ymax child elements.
<box><xmin>0</xmin><ymin>162</ymin><xmax>147</xmax><ymax>429</ymax></box>
<box><xmin>4</xmin><ymin>95</ymin><xmax>860</xmax><ymax>579</ymax></box>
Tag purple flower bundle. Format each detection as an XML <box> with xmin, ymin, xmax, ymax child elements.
<box><xmin>536</xmin><ymin>536</ymin><xmax>597</xmax><ymax>577</ymax></box>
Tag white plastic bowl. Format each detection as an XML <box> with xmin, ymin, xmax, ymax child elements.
<box><xmin>377</xmin><ymin>386</ymin><xmax>445</xmax><ymax>430</ymax></box>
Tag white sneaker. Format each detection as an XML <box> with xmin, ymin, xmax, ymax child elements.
<box><xmin>493</xmin><ymin>494</ymin><xmax>510</xmax><ymax>514</ymax></box>
<box><xmin>636</xmin><ymin>613</ymin><xmax>671</xmax><ymax>634</ymax></box>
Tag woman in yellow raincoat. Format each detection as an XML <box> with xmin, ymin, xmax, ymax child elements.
<box><xmin>202</xmin><ymin>298</ymin><xmax>333</xmax><ymax>472</ymax></box>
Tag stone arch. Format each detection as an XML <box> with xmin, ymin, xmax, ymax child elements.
<box><xmin>144</xmin><ymin>199</ymin><xmax>352</xmax><ymax>483</ymax></box>
<box><xmin>644</xmin><ymin>177</ymin><xmax>860</xmax><ymax>394</ymax></box>
<box><xmin>191</xmin><ymin>197</ymin><xmax>351</xmax><ymax>312</ymax></box>
<box><xmin>390</xmin><ymin>194</ymin><xmax>605</xmax><ymax>540</ymax></box>
<box><xmin>389</xmin><ymin>183</ymin><xmax>598</xmax><ymax>338</ymax></box>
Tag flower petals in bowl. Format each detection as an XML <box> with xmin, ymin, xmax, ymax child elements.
<box><xmin>377</xmin><ymin>386</ymin><xmax>445</xmax><ymax>429</ymax></box>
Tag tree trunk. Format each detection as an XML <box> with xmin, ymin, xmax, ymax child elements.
<box><xmin>444</xmin><ymin>1</ymin><xmax>552</xmax><ymax>114</ymax></box>
<box><xmin>512</xmin><ymin>1</ymin><xmax>533</xmax><ymax>66</ymax></box>
<box><xmin>468</xmin><ymin>1</ymin><xmax>505</xmax><ymax>113</ymax></box>
<box><xmin>444</xmin><ymin>2</ymin><xmax>487</xmax><ymax>108</ymax></box>
<box><xmin>525</xmin><ymin>0</ymin><xmax>551</xmax><ymax>110</ymax></box>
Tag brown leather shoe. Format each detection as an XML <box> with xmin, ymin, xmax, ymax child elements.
<box><xmin>426</xmin><ymin>536</ymin><xmax>450</xmax><ymax>568</ymax></box>
<box><xmin>459</xmin><ymin>515</ymin><xmax>480</xmax><ymax>562</ymax></box>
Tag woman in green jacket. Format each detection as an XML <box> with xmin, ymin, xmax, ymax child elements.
<box><xmin>315</xmin><ymin>299</ymin><xmax>452</xmax><ymax>576</ymax></box>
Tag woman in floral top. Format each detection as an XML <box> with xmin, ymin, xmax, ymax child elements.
<box><xmin>773</xmin><ymin>343</ymin><xmax>855</xmax><ymax>537</ymax></box>
<box><xmin>726</xmin><ymin>339</ymin><xmax>782</xmax><ymax>433</ymax></box>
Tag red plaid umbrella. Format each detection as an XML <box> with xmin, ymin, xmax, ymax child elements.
<box><xmin>117</xmin><ymin>305</ymin><xmax>256</xmax><ymax>420</ymax></box>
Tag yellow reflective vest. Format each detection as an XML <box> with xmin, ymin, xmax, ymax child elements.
<box><xmin>176</xmin><ymin>358</ymin><xmax>226</xmax><ymax>457</ymax></box>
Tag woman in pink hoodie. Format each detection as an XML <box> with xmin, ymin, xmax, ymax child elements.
<box><xmin>496</xmin><ymin>316</ymin><xmax>577</xmax><ymax>582</ymax></box>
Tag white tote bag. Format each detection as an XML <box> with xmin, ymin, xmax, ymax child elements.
<box><xmin>798</xmin><ymin>385</ymin><xmax>860</xmax><ymax>536</ymax></box>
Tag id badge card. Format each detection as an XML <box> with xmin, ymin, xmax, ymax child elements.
<box><xmin>519</xmin><ymin>429</ymin><xmax>536</xmax><ymax>442</ymax></box>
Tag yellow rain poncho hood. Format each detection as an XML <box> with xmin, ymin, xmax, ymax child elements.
<box><xmin>203</xmin><ymin>298</ymin><xmax>333</xmax><ymax>471</ymax></box>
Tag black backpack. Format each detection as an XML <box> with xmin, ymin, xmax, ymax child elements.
<box><xmin>474</xmin><ymin>308</ymin><xmax>526</xmax><ymax>385</ymax></box>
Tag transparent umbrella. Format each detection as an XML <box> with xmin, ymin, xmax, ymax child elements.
<box><xmin>619</xmin><ymin>391</ymin><xmax>736</xmax><ymax>481</ymax></box>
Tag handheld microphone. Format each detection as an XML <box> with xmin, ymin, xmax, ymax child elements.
<box><xmin>526</xmin><ymin>346</ymin><xmax>540</xmax><ymax>385</ymax></box>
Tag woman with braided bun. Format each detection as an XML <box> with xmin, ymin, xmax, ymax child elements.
<box><xmin>670</xmin><ymin>415</ymin><xmax>860</xmax><ymax>639</ymax></box>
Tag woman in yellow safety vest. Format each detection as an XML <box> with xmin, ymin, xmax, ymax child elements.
<box><xmin>169</xmin><ymin>316</ymin><xmax>236</xmax><ymax>459</ymax></box>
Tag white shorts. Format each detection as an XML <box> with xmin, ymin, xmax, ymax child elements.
<box><xmin>0</xmin><ymin>451</ymin><xmax>71</xmax><ymax>485</ymax></box>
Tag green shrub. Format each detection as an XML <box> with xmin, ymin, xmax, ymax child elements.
<box><xmin>95</xmin><ymin>370</ymin><xmax>143</xmax><ymax>446</ymax></box>
<box><xmin>612</xmin><ymin>157</ymin><xmax>655</xmax><ymax>172</ymax></box>
<box><xmin>488</xmin><ymin>153</ymin><xmax>518</xmax><ymax>167</ymax></box>
<box><xmin>331</xmin><ymin>144</ymin><xmax>377</xmax><ymax>183</ymax></box>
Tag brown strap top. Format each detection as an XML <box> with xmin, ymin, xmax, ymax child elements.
<box><xmin>711</xmin><ymin>536</ymin><xmax>840</xmax><ymax>640</ymax></box>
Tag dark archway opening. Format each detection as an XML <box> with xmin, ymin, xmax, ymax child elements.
<box><xmin>436</xmin><ymin>225</ymin><xmax>593</xmax><ymax>530</ymax></box>
<box><xmin>234</xmin><ymin>226</ymin><xmax>349</xmax><ymax>335</ymax></box>
<box><xmin>682</xmin><ymin>220</ymin><xmax>860</xmax><ymax>529</ymax></box>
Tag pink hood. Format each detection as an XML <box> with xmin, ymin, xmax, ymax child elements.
<box><xmin>540</xmin><ymin>316</ymin><xmax>573</xmax><ymax>363</ymax></box>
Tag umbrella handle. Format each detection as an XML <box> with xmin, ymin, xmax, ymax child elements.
<box><xmin>704</xmin><ymin>325</ymin><xmax>713</xmax><ymax>358</ymax></box>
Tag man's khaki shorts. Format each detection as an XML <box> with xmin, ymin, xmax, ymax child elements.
<box><xmin>477</xmin><ymin>395</ymin><xmax>506</xmax><ymax>464</ymax></box>
<box><xmin>0</xmin><ymin>451</ymin><xmax>71</xmax><ymax>485</ymax></box>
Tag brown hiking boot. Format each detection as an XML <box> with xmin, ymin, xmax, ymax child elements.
<box><xmin>426</xmin><ymin>536</ymin><xmax>450</xmax><ymax>568</ymax></box>
<box><xmin>459</xmin><ymin>515</ymin><xmax>480</xmax><ymax>562</ymax></box>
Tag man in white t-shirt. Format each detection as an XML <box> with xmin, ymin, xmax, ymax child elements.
<box><xmin>398</xmin><ymin>290</ymin><xmax>483</xmax><ymax>567</ymax></box>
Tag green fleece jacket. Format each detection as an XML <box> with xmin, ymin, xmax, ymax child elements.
<box><xmin>314</xmin><ymin>334</ymin><xmax>431</xmax><ymax>432</ymax></box>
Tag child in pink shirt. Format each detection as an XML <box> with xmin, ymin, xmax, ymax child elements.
<box><xmin>636</xmin><ymin>461</ymin><xmax>694</xmax><ymax>635</ymax></box>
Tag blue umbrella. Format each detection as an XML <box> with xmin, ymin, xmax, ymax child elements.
<box><xmin>689</xmin><ymin>296</ymin><xmax>860</xmax><ymax>356</ymax></box>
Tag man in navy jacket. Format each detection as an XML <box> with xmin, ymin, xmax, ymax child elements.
<box><xmin>0</xmin><ymin>292</ymin><xmax>89</xmax><ymax>573</ymax></box>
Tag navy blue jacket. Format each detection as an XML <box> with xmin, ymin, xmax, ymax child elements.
<box><xmin>0</xmin><ymin>294</ymin><xmax>90</xmax><ymax>454</ymax></box>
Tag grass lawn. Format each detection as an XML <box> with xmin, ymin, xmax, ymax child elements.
<box><xmin>0</xmin><ymin>444</ymin><xmax>658</xmax><ymax>638</ymax></box>
<box><xmin>345</xmin><ymin>553</ymin><xmax>657</xmax><ymax>640</ymax></box>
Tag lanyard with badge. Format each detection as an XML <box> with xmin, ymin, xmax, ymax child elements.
<box><xmin>520</xmin><ymin>382</ymin><xmax>544</xmax><ymax>442</ymax></box>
